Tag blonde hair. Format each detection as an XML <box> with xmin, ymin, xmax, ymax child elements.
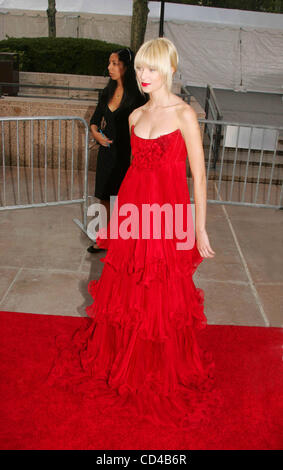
<box><xmin>134</xmin><ymin>37</ymin><xmax>178</xmax><ymax>92</ymax></box>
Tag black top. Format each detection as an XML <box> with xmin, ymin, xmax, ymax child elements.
<box><xmin>90</xmin><ymin>95</ymin><xmax>144</xmax><ymax>200</ymax></box>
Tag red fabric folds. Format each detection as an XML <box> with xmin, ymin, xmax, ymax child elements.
<box><xmin>47</xmin><ymin>126</ymin><xmax>220</xmax><ymax>428</ymax></box>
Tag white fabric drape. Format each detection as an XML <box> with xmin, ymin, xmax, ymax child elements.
<box><xmin>165</xmin><ymin>21</ymin><xmax>283</xmax><ymax>93</ymax></box>
<box><xmin>1</xmin><ymin>1</ymin><xmax>282</xmax><ymax>93</ymax></box>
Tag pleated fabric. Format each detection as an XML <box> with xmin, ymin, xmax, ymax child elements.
<box><xmin>47</xmin><ymin>126</ymin><xmax>220</xmax><ymax>428</ymax></box>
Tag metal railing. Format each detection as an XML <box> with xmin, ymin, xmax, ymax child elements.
<box><xmin>180</xmin><ymin>86</ymin><xmax>191</xmax><ymax>104</ymax></box>
<box><xmin>194</xmin><ymin>118</ymin><xmax>283</xmax><ymax>209</ymax></box>
<box><xmin>1</xmin><ymin>115</ymin><xmax>282</xmax><ymax>247</ymax></box>
<box><xmin>204</xmin><ymin>85</ymin><xmax>223</xmax><ymax>168</ymax></box>
<box><xmin>204</xmin><ymin>84</ymin><xmax>223</xmax><ymax>122</ymax></box>
<box><xmin>0</xmin><ymin>115</ymin><xmax>90</xmax><ymax>231</ymax></box>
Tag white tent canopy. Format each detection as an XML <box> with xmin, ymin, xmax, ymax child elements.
<box><xmin>1</xmin><ymin>0</ymin><xmax>283</xmax><ymax>92</ymax></box>
<box><xmin>1</xmin><ymin>0</ymin><xmax>283</xmax><ymax>29</ymax></box>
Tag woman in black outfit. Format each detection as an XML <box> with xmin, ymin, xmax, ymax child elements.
<box><xmin>88</xmin><ymin>48</ymin><xmax>145</xmax><ymax>253</ymax></box>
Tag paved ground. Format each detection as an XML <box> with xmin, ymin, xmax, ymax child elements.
<box><xmin>0</xmin><ymin>196</ymin><xmax>282</xmax><ymax>328</ymax></box>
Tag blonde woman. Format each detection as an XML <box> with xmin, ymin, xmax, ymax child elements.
<box><xmin>49</xmin><ymin>38</ymin><xmax>219</xmax><ymax>429</ymax></box>
<box><xmin>129</xmin><ymin>37</ymin><xmax>215</xmax><ymax>259</ymax></box>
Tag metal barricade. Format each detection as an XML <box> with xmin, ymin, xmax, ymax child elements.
<box><xmin>180</xmin><ymin>87</ymin><xmax>191</xmax><ymax>104</ymax></box>
<box><xmin>204</xmin><ymin>85</ymin><xmax>223</xmax><ymax>168</ymax></box>
<box><xmin>193</xmin><ymin>118</ymin><xmax>283</xmax><ymax>210</ymax></box>
<box><xmin>0</xmin><ymin>116</ymin><xmax>90</xmax><ymax>232</ymax></box>
<box><xmin>1</xmin><ymin>115</ymin><xmax>282</xmax><ymax>247</ymax></box>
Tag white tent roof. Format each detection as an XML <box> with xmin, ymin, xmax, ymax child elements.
<box><xmin>1</xmin><ymin>0</ymin><xmax>283</xmax><ymax>30</ymax></box>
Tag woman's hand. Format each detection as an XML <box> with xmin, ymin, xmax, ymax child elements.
<box><xmin>96</xmin><ymin>133</ymin><xmax>113</xmax><ymax>147</ymax></box>
<box><xmin>196</xmin><ymin>228</ymin><xmax>215</xmax><ymax>258</ymax></box>
<box><xmin>90</xmin><ymin>124</ymin><xmax>113</xmax><ymax>147</ymax></box>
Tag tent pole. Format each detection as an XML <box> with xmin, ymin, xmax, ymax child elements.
<box><xmin>159</xmin><ymin>1</ymin><xmax>165</xmax><ymax>37</ymax></box>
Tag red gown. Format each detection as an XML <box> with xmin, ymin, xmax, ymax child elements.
<box><xmin>48</xmin><ymin>125</ymin><xmax>218</xmax><ymax>428</ymax></box>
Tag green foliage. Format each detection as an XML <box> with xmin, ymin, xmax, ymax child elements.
<box><xmin>0</xmin><ymin>37</ymin><xmax>126</xmax><ymax>75</ymax></box>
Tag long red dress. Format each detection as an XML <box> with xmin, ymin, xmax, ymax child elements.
<box><xmin>48</xmin><ymin>125</ymin><xmax>218</xmax><ymax>428</ymax></box>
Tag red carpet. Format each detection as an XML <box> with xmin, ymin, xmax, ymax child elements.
<box><xmin>0</xmin><ymin>310</ymin><xmax>282</xmax><ymax>450</ymax></box>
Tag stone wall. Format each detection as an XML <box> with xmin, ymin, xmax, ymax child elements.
<box><xmin>0</xmin><ymin>96</ymin><xmax>98</xmax><ymax>171</ymax></box>
<box><xmin>19</xmin><ymin>72</ymin><xmax>109</xmax><ymax>100</ymax></box>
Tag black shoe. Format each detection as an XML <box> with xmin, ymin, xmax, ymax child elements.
<box><xmin>87</xmin><ymin>245</ymin><xmax>105</xmax><ymax>253</ymax></box>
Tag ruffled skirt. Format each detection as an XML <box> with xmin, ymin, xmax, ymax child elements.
<box><xmin>47</xmin><ymin>238</ymin><xmax>219</xmax><ymax>429</ymax></box>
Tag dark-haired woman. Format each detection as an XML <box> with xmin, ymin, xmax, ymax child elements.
<box><xmin>88</xmin><ymin>48</ymin><xmax>145</xmax><ymax>253</ymax></box>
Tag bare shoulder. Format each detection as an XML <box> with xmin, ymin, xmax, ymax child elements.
<box><xmin>129</xmin><ymin>104</ymin><xmax>147</xmax><ymax>127</ymax></box>
<box><xmin>176</xmin><ymin>102</ymin><xmax>200</xmax><ymax>137</ymax></box>
<box><xmin>177</xmin><ymin>102</ymin><xmax>198</xmax><ymax>123</ymax></box>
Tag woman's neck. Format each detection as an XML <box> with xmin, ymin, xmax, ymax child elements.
<box><xmin>148</xmin><ymin>86</ymin><xmax>172</xmax><ymax>109</ymax></box>
<box><xmin>116</xmin><ymin>77</ymin><xmax>124</xmax><ymax>90</ymax></box>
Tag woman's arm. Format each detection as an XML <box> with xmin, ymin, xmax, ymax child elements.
<box><xmin>179</xmin><ymin>105</ymin><xmax>215</xmax><ymax>258</ymax></box>
<box><xmin>128</xmin><ymin>107</ymin><xmax>143</xmax><ymax>163</ymax></box>
<box><xmin>90</xmin><ymin>124</ymin><xmax>112</xmax><ymax>147</ymax></box>
<box><xmin>90</xmin><ymin>98</ymin><xmax>112</xmax><ymax>147</ymax></box>
<box><xmin>128</xmin><ymin>114</ymin><xmax>134</xmax><ymax>163</ymax></box>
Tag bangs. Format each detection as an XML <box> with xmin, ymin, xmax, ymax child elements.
<box><xmin>134</xmin><ymin>42</ymin><xmax>169</xmax><ymax>77</ymax></box>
